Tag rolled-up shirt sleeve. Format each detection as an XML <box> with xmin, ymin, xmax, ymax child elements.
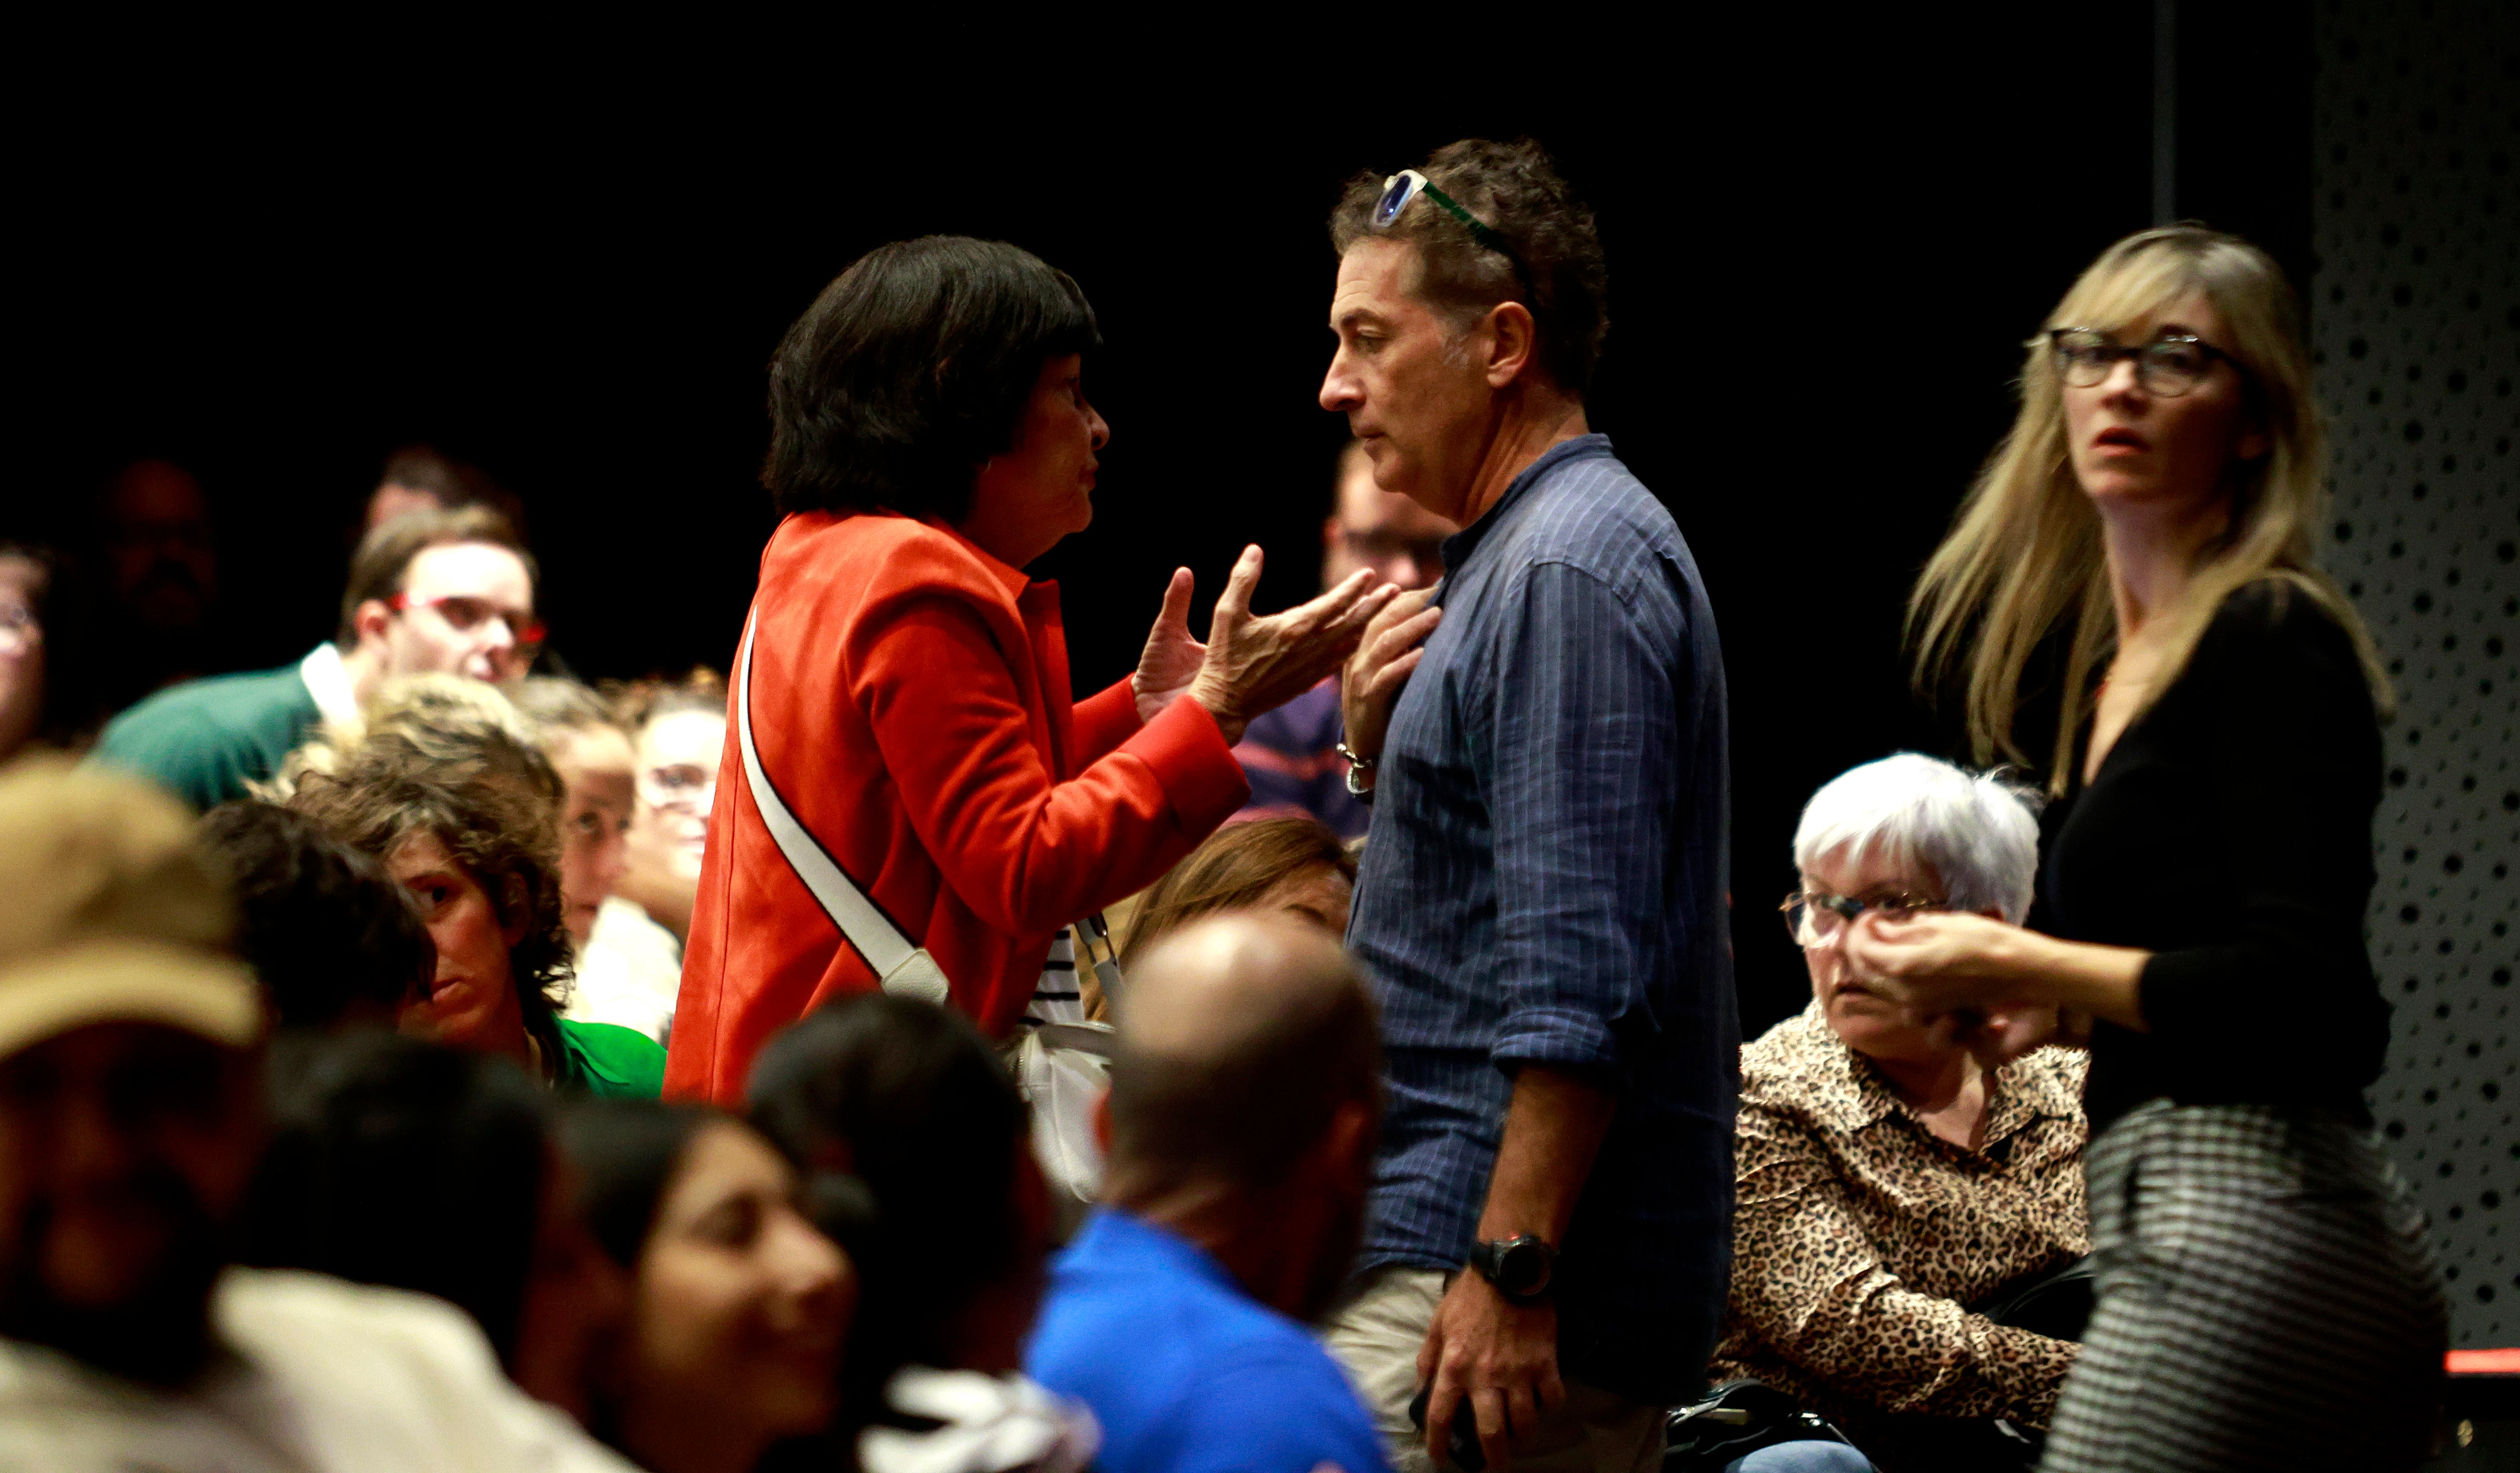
<box><xmin>1484</xmin><ymin>559</ymin><xmax>1678</xmax><ymax>1083</ymax></box>
<box><xmin>1728</xmin><ymin>1102</ymin><xmax>2080</xmax><ymax>1427</ymax></box>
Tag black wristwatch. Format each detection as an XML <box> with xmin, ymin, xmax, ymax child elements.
<box><xmin>1465</xmin><ymin>1234</ymin><xmax>1558</xmax><ymax>1303</ymax></box>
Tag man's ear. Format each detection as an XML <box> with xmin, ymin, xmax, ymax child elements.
<box><xmin>1480</xmin><ymin>300</ymin><xmax>1539</xmax><ymax>389</ymax></box>
<box><xmin>351</xmin><ymin>598</ymin><xmax>394</xmax><ymax>649</ymax></box>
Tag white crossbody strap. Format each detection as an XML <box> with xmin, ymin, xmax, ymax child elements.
<box><xmin>735</xmin><ymin>614</ymin><xmax>951</xmax><ymax>1007</ymax></box>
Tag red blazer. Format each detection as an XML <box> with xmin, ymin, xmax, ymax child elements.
<box><xmin>665</xmin><ymin>511</ymin><xmax>1249</xmax><ymax>1105</ymax></box>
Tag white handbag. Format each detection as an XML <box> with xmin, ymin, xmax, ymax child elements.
<box><xmin>735</xmin><ymin>615</ymin><xmax>1119</xmax><ymax>1218</ymax></box>
<box><xmin>1010</xmin><ymin>921</ymin><xmax>1125</xmax><ymax>1230</ymax></box>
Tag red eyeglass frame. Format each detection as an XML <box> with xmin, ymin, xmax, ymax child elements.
<box><xmin>385</xmin><ymin>592</ymin><xmax>547</xmax><ymax>647</ymax></box>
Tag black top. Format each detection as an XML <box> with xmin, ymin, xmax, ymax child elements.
<box><xmin>2038</xmin><ymin>580</ymin><xmax>2392</xmax><ymax>1136</ymax></box>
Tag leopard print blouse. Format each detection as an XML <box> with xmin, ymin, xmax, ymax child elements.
<box><xmin>1707</xmin><ymin>1001</ymin><xmax>2090</xmax><ymax>1440</ymax></box>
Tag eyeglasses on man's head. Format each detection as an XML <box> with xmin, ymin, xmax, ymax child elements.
<box><xmin>1371</xmin><ymin>169</ymin><xmax>1533</xmax><ymax>295</ymax></box>
<box><xmin>2047</xmin><ymin>327</ymin><xmax>2241</xmax><ymax>398</ymax></box>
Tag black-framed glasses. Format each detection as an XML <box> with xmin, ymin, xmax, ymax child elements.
<box><xmin>1780</xmin><ymin>890</ymin><xmax>1947</xmax><ymax>948</ymax></box>
<box><xmin>2048</xmin><ymin>328</ymin><xmax>2241</xmax><ymax>397</ymax></box>
<box><xmin>1372</xmin><ymin>169</ymin><xmax>1532</xmax><ymax>292</ymax></box>
<box><xmin>1338</xmin><ymin>527</ymin><xmax>1448</xmax><ymax>580</ymax></box>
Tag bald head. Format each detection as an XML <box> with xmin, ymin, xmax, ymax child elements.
<box><xmin>1107</xmin><ymin>915</ymin><xmax>1380</xmax><ymax>1194</ymax></box>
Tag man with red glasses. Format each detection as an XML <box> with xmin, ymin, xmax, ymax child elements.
<box><xmin>96</xmin><ymin>505</ymin><xmax>540</xmax><ymax>809</ymax></box>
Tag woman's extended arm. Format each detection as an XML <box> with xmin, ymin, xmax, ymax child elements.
<box><xmin>1847</xmin><ymin>915</ymin><xmax>2149</xmax><ymax>1038</ymax></box>
<box><xmin>852</xmin><ymin>591</ymin><xmax>1248</xmax><ymax>939</ymax></box>
<box><xmin>1851</xmin><ymin>593</ymin><xmax>2386</xmax><ymax>1091</ymax></box>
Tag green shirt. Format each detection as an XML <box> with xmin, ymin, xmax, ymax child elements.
<box><xmin>92</xmin><ymin>661</ymin><xmax>324</xmax><ymax>811</ymax></box>
<box><xmin>555</xmin><ymin>1019</ymin><xmax>667</xmax><ymax>1099</ymax></box>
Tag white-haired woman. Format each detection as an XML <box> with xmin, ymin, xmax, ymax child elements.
<box><xmin>1709</xmin><ymin>754</ymin><xmax>2089</xmax><ymax>1473</ymax></box>
<box><xmin>1850</xmin><ymin>226</ymin><xmax>2443</xmax><ymax>1471</ymax></box>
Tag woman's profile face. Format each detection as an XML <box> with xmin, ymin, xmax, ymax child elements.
<box><xmin>388</xmin><ymin>830</ymin><xmax>528</xmax><ymax>1052</ymax></box>
<box><xmin>1800</xmin><ymin>845</ymin><xmax>1958</xmax><ymax>1067</ymax></box>
<box><xmin>622</xmin><ymin>1121</ymin><xmax>853</xmax><ymax>1455</ymax></box>
<box><xmin>959</xmin><ymin>353</ymin><xmax>1110</xmax><ymax>568</ymax></box>
<box><xmin>2060</xmin><ymin>290</ymin><xmax>2267</xmax><ymax>520</ymax></box>
<box><xmin>553</xmin><ymin>725</ymin><xmax>636</xmax><ymax>945</ymax></box>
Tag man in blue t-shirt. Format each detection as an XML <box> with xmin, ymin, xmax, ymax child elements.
<box><xmin>1026</xmin><ymin>916</ymin><xmax>1389</xmax><ymax>1473</ymax></box>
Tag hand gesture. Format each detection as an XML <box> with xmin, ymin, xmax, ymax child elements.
<box><xmin>1419</xmin><ymin>1271</ymin><xmax>1563</xmax><ymax>1473</ymax></box>
<box><xmin>1845</xmin><ymin>910</ymin><xmax>2054</xmax><ymax>1053</ymax></box>
<box><xmin>1143</xmin><ymin>547</ymin><xmax>1393</xmax><ymax>744</ymax></box>
<box><xmin>1131</xmin><ymin>567</ymin><xmax>1209</xmax><ymax>726</ymax></box>
<box><xmin>1338</xmin><ymin>588</ymin><xmax>1443</xmax><ymax>777</ymax></box>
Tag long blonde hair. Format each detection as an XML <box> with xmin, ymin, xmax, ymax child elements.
<box><xmin>1909</xmin><ymin>224</ymin><xmax>2390</xmax><ymax>793</ymax></box>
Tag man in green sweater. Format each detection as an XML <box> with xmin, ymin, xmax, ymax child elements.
<box><xmin>94</xmin><ymin>506</ymin><xmax>540</xmax><ymax>809</ymax></box>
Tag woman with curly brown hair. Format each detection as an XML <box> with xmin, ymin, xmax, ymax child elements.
<box><xmin>290</xmin><ymin>713</ymin><xmax>665</xmax><ymax>1097</ymax></box>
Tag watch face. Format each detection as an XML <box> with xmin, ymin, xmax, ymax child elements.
<box><xmin>1497</xmin><ymin>1240</ymin><xmax>1550</xmax><ymax>1297</ymax></box>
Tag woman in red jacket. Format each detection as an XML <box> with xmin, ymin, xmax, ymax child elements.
<box><xmin>668</xmin><ymin>237</ymin><xmax>1394</xmax><ymax>1103</ymax></box>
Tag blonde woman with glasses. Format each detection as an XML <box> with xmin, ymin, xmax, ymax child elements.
<box><xmin>1842</xmin><ymin>226</ymin><xmax>2445</xmax><ymax>1471</ymax></box>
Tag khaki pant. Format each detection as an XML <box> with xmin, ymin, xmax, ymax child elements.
<box><xmin>1321</xmin><ymin>1267</ymin><xmax>1664</xmax><ymax>1473</ymax></box>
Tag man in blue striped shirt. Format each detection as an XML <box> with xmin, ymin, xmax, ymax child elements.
<box><xmin>1318</xmin><ymin>140</ymin><xmax>1737</xmax><ymax>1473</ymax></box>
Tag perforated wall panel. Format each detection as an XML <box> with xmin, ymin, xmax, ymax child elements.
<box><xmin>2312</xmin><ymin>0</ymin><xmax>2518</xmax><ymax>1348</ymax></box>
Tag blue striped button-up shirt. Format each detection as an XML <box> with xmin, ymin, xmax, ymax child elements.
<box><xmin>1347</xmin><ymin>434</ymin><xmax>1738</xmax><ymax>1404</ymax></box>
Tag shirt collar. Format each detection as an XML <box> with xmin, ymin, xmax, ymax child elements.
<box><xmin>297</xmin><ymin>642</ymin><xmax>360</xmax><ymax>730</ymax></box>
<box><xmin>1788</xmin><ymin>1001</ymin><xmax>2080</xmax><ymax>1145</ymax></box>
<box><xmin>927</xmin><ymin>517</ymin><xmax>1037</xmax><ymax>602</ymax></box>
<box><xmin>1436</xmin><ymin>432</ymin><xmax>1614</xmax><ymax>580</ymax></box>
<box><xmin>1786</xmin><ymin>1004</ymin><xmax>1903</xmax><ymax>1135</ymax></box>
<box><xmin>1065</xmin><ymin>1207</ymin><xmax>1245</xmax><ymax>1298</ymax></box>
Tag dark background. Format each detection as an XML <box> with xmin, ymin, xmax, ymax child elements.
<box><xmin>14</xmin><ymin>10</ymin><xmax>2307</xmax><ymax>1033</ymax></box>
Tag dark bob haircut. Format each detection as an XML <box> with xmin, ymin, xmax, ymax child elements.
<box><xmin>763</xmin><ymin>236</ymin><xmax>1102</xmax><ymax>525</ymax></box>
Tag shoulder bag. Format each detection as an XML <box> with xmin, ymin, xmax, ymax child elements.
<box><xmin>735</xmin><ymin>615</ymin><xmax>1119</xmax><ymax>1220</ymax></box>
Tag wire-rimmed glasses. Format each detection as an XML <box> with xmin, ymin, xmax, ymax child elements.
<box><xmin>2048</xmin><ymin>328</ymin><xmax>2241</xmax><ymax>397</ymax></box>
<box><xmin>1780</xmin><ymin>890</ymin><xmax>1948</xmax><ymax>948</ymax></box>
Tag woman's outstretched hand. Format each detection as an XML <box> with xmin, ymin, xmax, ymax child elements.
<box><xmin>1132</xmin><ymin>548</ymin><xmax>1396</xmax><ymax>744</ymax></box>
<box><xmin>1132</xmin><ymin>568</ymin><xmax>1211</xmax><ymax>726</ymax></box>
